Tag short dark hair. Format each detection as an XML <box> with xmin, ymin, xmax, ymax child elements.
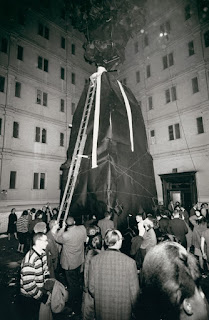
<box><xmin>22</xmin><ymin>210</ymin><xmax>28</xmax><ymax>216</ymax></box>
<box><xmin>35</xmin><ymin>210</ymin><xmax>43</xmax><ymax>219</ymax></box>
<box><xmin>140</xmin><ymin>242</ymin><xmax>201</xmax><ymax>320</ymax></box>
<box><xmin>89</xmin><ymin>234</ymin><xmax>102</xmax><ymax>250</ymax></box>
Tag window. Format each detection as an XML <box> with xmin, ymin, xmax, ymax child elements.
<box><xmin>171</xmin><ymin>86</ymin><xmax>177</xmax><ymax>101</ymax></box>
<box><xmin>148</xmin><ymin>96</ymin><xmax>153</xmax><ymax>110</ymax></box>
<box><xmin>60</xmin><ymin>99</ymin><xmax>65</xmax><ymax>112</ymax></box>
<box><xmin>185</xmin><ymin>5</ymin><xmax>191</xmax><ymax>20</ymax></box>
<box><xmin>165</xmin><ymin>89</ymin><xmax>170</xmax><ymax>103</ymax></box>
<box><xmin>61</xmin><ymin>37</ymin><xmax>65</xmax><ymax>49</ymax></box>
<box><xmin>61</xmin><ymin>67</ymin><xmax>65</xmax><ymax>80</ymax></box>
<box><xmin>146</xmin><ymin>65</ymin><xmax>151</xmax><ymax>78</ymax></box>
<box><xmin>196</xmin><ymin>117</ymin><xmax>204</xmax><ymax>134</ymax></box>
<box><xmin>1</xmin><ymin>38</ymin><xmax>8</xmax><ymax>53</ymax></box>
<box><xmin>166</xmin><ymin>86</ymin><xmax>177</xmax><ymax>103</ymax></box>
<box><xmin>134</xmin><ymin>41</ymin><xmax>139</xmax><ymax>53</ymax></box>
<box><xmin>71</xmin><ymin>43</ymin><xmax>75</xmax><ymax>55</ymax></box>
<box><xmin>9</xmin><ymin>171</ymin><xmax>16</xmax><ymax>189</ymax></box>
<box><xmin>122</xmin><ymin>78</ymin><xmax>127</xmax><ymax>85</ymax></box>
<box><xmin>150</xmin><ymin>130</ymin><xmax>155</xmax><ymax>137</ymax></box>
<box><xmin>0</xmin><ymin>76</ymin><xmax>5</xmax><ymax>92</ymax></box>
<box><xmin>150</xmin><ymin>130</ymin><xmax>155</xmax><ymax>144</ymax></box>
<box><xmin>136</xmin><ymin>71</ymin><xmax>140</xmax><ymax>83</ymax></box>
<box><xmin>38</xmin><ymin>56</ymin><xmax>48</xmax><ymax>72</ymax></box>
<box><xmin>36</xmin><ymin>90</ymin><xmax>47</xmax><ymax>106</ymax></box>
<box><xmin>60</xmin><ymin>133</ymin><xmax>64</xmax><ymax>146</ymax></box>
<box><xmin>35</xmin><ymin>127</ymin><xmax>47</xmax><ymax>143</ymax></box>
<box><xmin>72</xmin><ymin>72</ymin><xmax>76</xmax><ymax>85</ymax></box>
<box><xmin>144</xmin><ymin>34</ymin><xmax>149</xmax><ymax>47</ymax></box>
<box><xmin>192</xmin><ymin>77</ymin><xmax>199</xmax><ymax>93</ymax></box>
<box><xmin>204</xmin><ymin>30</ymin><xmax>209</xmax><ymax>48</ymax></box>
<box><xmin>15</xmin><ymin>82</ymin><xmax>21</xmax><ymax>98</ymax></box>
<box><xmin>38</xmin><ymin>23</ymin><xmax>49</xmax><ymax>39</ymax></box>
<box><xmin>188</xmin><ymin>41</ymin><xmax>194</xmax><ymax>56</ymax></box>
<box><xmin>168</xmin><ymin>123</ymin><xmax>180</xmax><ymax>140</ymax></box>
<box><xmin>0</xmin><ymin>118</ymin><xmax>2</xmax><ymax>135</ymax></box>
<box><xmin>59</xmin><ymin>174</ymin><xmax>62</xmax><ymax>190</ymax></box>
<box><xmin>162</xmin><ymin>52</ymin><xmax>174</xmax><ymax>69</ymax></box>
<box><xmin>33</xmin><ymin>172</ymin><xmax>45</xmax><ymax>189</ymax></box>
<box><xmin>71</xmin><ymin>102</ymin><xmax>75</xmax><ymax>115</ymax></box>
<box><xmin>17</xmin><ymin>45</ymin><xmax>23</xmax><ymax>60</ymax></box>
<box><xmin>13</xmin><ymin>122</ymin><xmax>19</xmax><ymax>138</ymax></box>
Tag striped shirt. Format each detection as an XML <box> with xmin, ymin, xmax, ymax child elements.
<box><xmin>17</xmin><ymin>216</ymin><xmax>28</xmax><ymax>233</ymax></box>
<box><xmin>20</xmin><ymin>247</ymin><xmax>49</xmax><ymax>300</ymax></box>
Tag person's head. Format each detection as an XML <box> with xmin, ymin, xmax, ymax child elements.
<box><xmin>49</xmin><ymin>219</ymin><xmax>59</xmax><ymax>231</ymax></box>
<box><xmin>34</xmin><ymin>222</ymin><xmax>47</xmax><ymax>234</ymax></box>
<box><xmin>104</xmin><ymin>229</ymin><xmax>123</xmax><ymax>249</ymax></box>
<box><xmin>52</xmin><ymin>208</ymin><xmax>58</xmax><ymax>215</ymax></box>
<box><xmin>136</xmin><ymin>212</ymin><xmax>143</xmax><ymax>223</ymax></box>
<box><xmin>173</xmin><ymin>209</ymin><xmax>180</xmax><ymax>218</ymax></box>
<box><xmin>89</xmin><ymin>234</ymin><xmax>102</xmax><ymax>250</ymax></box>
<box><xmin>141</xmin><ymin>242</ymin><xmax>209</xmax><ymax>320</ymax></box>
<box><xmin>35</xmin><ymin>210</ymin><xmax>43</xmax><ymax>219</ymax></box>
<box><xmin>195</xmin><ymin>210</ymin><xmax>201</xmax><ymax>217</ymax></box>
<box><xmin>33</xmin><ymin>232</ymin><xmax>48</xmax><ymax>251</ymax></box>
<box><xmin>66</xmin><ymin>216</ymin><xmax>75</xmax><ymax>227</ymax></box>
<box><xmin>42</xmin><ymin>205</ymin><xmax>46</xmax><ymax>212</ymax></box>
<box><xmin>22</xmin><ymin>210</ymin><xmax>28</xmax><ymax>216</ymax></box>
<box><xmin>104</xmin><ymin>211</ymin><xmax>112</xmax><ymax>219</ymax></box>
<box><xmin>30</xmin><ymin>208</ymin><xmax>36</xmax><ymax>214</ymax></box>
<box><xmin>11</xmin><ymin>208</ymin><xmax>16</xmax><ymax>214</ymax></box>
<box><xmin>143</xmin><ymin>216</ymin><xmax>155</xmax><ymax>230</ymax></box>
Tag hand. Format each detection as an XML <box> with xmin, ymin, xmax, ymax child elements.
<box><xmin>62</xmin><ymin>221</ymin><xmax>66</xmax><ymax>229</ymax></box>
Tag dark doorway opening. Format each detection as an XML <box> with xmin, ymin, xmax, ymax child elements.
<box><xmin>159</xmin><ymin>171</ymin><xmax>197</xmax><ymax>212</ymax></box>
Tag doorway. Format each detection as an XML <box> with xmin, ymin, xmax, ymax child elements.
<box><xmin>159</xmin><ymin>171</ymin><xmax>197</xmax><ymax>212</ymax></box>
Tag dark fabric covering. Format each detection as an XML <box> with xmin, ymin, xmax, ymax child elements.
<box><xmin>61</xmin><ymin>71</ymin><xmax>157</xmax><ymax>228</ymax></box>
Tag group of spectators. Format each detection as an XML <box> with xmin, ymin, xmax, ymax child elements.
<box><xmin>5</xmin><ymin>202</ymin><xmax>209</xmax><ymax>320</ymax></box>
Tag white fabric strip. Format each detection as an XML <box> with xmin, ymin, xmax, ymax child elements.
<box><xmin>117</xmin><ymin>80</ymin><xmax>134</xmax><ymax>152</ymax></box>
<box><xmin>91</xmin><ymin>67</ymin><xmax>107</xmax><ymax>168</ymax></box>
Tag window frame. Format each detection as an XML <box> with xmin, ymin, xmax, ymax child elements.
<box><xmin>60</xmin><ymin>99</ymin><xmax>65</xmax><ymax>112</ymax></box>
<box><xmin>1</xmin><ymin>38</ymin><xmax>8</xmax><ymax>54</ymax></box>
<box><xmin>188</xmin><ymin>40</ymin><xmax>195</xmax><ymax>56</ymax></box>
<box><xmin>33</xmin><ymin>172</ymin><xmax>46</xmax><ymax>190</ymax></box>
<box><xmin>61</xmin><ymin>36</ymin><xmax>66</xmax><ymax>49</ymax></box>
<box><xmin>61</xmin><ymin>67</ymin><xmax>65</xmax><ymax>80</ymax></box>
<box><xmin>0</xmin><ymin>76</ymin><xmax>5</xmax><ymax>92</ymax></box>
<box><xmin>192</xmin><ymin>77</ymin><xmax>199</xmax><ymax>94</ymax></box>
<box><xmin>60</xmin><ymin>132</ymin><xmax>64</xmax><ymax>147</ymax></box>
<box><xmin>13</xmin><ymin>122</ymin><xmax>19</xmax><ymax>139</ymax></box>
<box><xmin>9</xmin><ymin>171</ymin><xmax>16</xmax><ymax>189</ymax></box>
<box><xmin>17</xmin><ymin>45</ymin><xmax>23</xmax><ymax>60</ymax></box>
<box><xmin>148</xmin><ymin>96</ymin><xmax>153</xmax><ymax>110</ymax></box>
<box><xmin>196</xmin><ymin>117</ymin><xmax>204</xmax><ymax>134</ymax></box>
<box><xmin>15</xmin><ymin>82</ymin><xmax>21</xmax><ymax>98</ymax></box>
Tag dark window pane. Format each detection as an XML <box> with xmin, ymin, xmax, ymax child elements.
<box><xmin>144</xmin><ymin>34</ymin><xmax>149</xmax><ymax>47</ymax></box>
<box><xmin>35</xmin><ymin>127</ymin><xmax>40</xmax><ymax>142</ymax></box>
<box><xmin>40</xmin><ymin>173</ymin><xmax>45</xmax><ymax>189</ymax></box>
<box><xmin>146</xmin><ymin>65</ymin><xmax>151</xmax><ymax>78</ymax></box>
<box><xmin>10</xmin><ymin>171</ymin><xmax>16</xmax><ymax>189</ymax></box>
<box><xmin>17</xmin><ymin>45</ymin><xmax>23</xmax><ymax>60</ymax></box>
<box><xmin>0</xmin><ymin>118</ymin><xmax>2</xmax><ymax>135</ymax></box>
<box><xmin>196</xmin><ymin>117</ymin><xmax>204</xmax><ymax>134</ymax></box>
<box><xmin>61</xmin><ymin>67</ymin><xmax>65</xmax><ymax>80</ymax></box>
<box><xmin>188</xmin><ymin>41</ymin><xmax>194</xmax><ymax>56</ymax></box>
<box><xmin>60</xmin><ymin>133</ymin><xmax>64</xmax><ymax>146</ymax></box>
<box><xmin>38</xmin><ymin>23</ymin><xmax>43</xmax><ymax>36</ymax></box>
<box><xmin>38</xmin><ymin>56</ymin><xmax>43</xmax><ymax>69</ymax></box>
<box><xmin>192</xmin><ymin>77</ymin><xmax>199</xmax><ymax>93</ymax></box>
<box><xmin>44</xmin><ymin>59</ymin><xmax>48</xmax><ymax>72</ymax></box>
<box><xmin>13</xmin><ymin>122</ymin><xmax>19</xmax><ymax>138</ymax></box>
<box><xmin>148</xmin><ymin>96</ymin><xmax>153</xmax><ymax>110</ymax></box>
<box><xmin>150</xmin><ymin>130</ymin><xmax>155</xmax><ymax>137</ymax></box>
<box><xmin>59</xmin><ymin>174</ymin><xmax>62</xmax><ymax>190</ymax></box>
<box><xmin>43</xmin><ymin>92</ymin><xmax>47</xmax><ymax>106</ymax></box>
<box><xmin>163</xmin><ymin>56</ymin><xmax>168</xmax><ymax>69</ymax></box>
<box><xmin>0</xmin><ymin>76</ymin><xmax>5</xmax><ymax>92</ymax></box>
<box><xmin>61</xmin><ymin>37</ymin><xmax>65</xmax><ymax>49</ymax></box>
<box><xmin>136</xmin><ymin>71</ymin><xmax>140</xmax><ymax>83</ymax></box>
<box><xmin>33</xmin><ymin>172</ymin><xmax>39</xmax><ymax>189</ymax></box>
<box><xmin>1</xmin><ymin>38</ymin><xmax>8</xmax><ymax>53</ymax></box>
<box><xmin>168</xmin><ymin>53</ymin><xmax>174</xmax><ymax>66</ymax></box>
<box><xmin>60</xmin><ymin>99</ymin><xmax>65</xmax><ymax>112</ymax></box>
<box><xmin>44</xmin><ymin>27</ymin><xmax>49</xmax><ymax>40</ymax></box>
<box><xmin>15</xmin><ymin>82</ymin><xmax>21</xmax><ymax>98</ymax></box>
<box><xmin>37</xmin><ymin>90</ymin><xmax>42</xmax><ymax>104</ymax></box>
<box><xmin>171</xmin><ymin>86</ymin><xmax>177</xmax><ymax>101</ymax></box>
<box><xmin>168</xmin><ymin>125</ymin><xmax>174</xmax><ymax>140</ymax></box>
<box><xmin>71</xmin><ymin>44</ymin><xmax>75</xmax><ymax>55</ymax></box>
<box><xmin>72</xmin><ymin>72</ymin><xmax>75</xmax><ymax>84</ymax></box>
<box><xmin>175</xmin><ymin>123</ymin><xmax>180</xmax><ymax>139</ymax></box>
<box><xmin>42</xmin><ymin>128</ymin><xmax>47</xmax><ymax>143</ymax></box>
<box><xmin>165</xmin><ymin>89</ymin><xmax>170</xmax><ymax>103</ymax></box>
<box><xmin>134</xmin><ymin>41</ymin><xmax>139</xmax><ymax>53</ymax></box>
<box><xmin>204</xmin><ymin>30</ymin><xmax>209</xmax><ymax>48</ymax></box>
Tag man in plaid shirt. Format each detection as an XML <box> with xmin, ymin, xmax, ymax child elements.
<box><xmin>88</xmin><ymin>229</ymin><xmax>139</xmax><ymax>320</ymax></box>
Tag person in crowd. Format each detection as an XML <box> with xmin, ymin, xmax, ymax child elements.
<box><xmin>190</xmin><ymin>202</ymin><xmax>198</xmax><ymax>217</ymax></box>
<box><xmin>83</xmin><ymin>233</ymin><xmax>102</xmax><ymax>320</ymax></box>
<box><xmin>158</xmin><ymin>210</ymin><xmax>170</xmax><ymax>237</ymax></box>
<box><xmin>16</xmin><ymin>210</ymin><xmax>29</xmax><ymax>253</ymax></box>
<box><xmin>28</xmin><ymin>210</ymin><xmax>44</xmax><ymax>234</ymax></box>
<box><xmin>46</xmin><ymin>220</ymin><xmax>60</xmax><ymax>278</ymax></box>
<box><xmin>140</xmin><ymin>215</ymin><xmax>157</xmax><ymax>261</ymax></box>
<box><xmin>139</xmin><ymin>241</ymin><xmax>209</xmax><ymax>320</ymax></box>
<box><xmin>168</xmin><ymin>200</ymin><xmax>174</xmax><ymax>213</ymax></box>
<box><xmin>51</xmin><ymin>207</ymin><xmax>59</xmax><ymax>220</ymax></box>
<box><xmin>97</xmin><ymin>211</ymin><xmax>114</xmax><ymax>240</ymax></box>
<box><xmin>19</xmin><ymin>232</ymin><xmax>50</xmax><ymax>320</ymax></box>
<box><xmin>7</xmin><ymin>208</ymin><xmax>18</xmax><ymax>240</ymax></box>
<box><xmin>201</xmin><ymin>203</ymin><xmax>209</xmax><ymax>218</ymax></box>
<box><xmin>169</xmin><ymin>209</ymin><xmax>188</xmax><ymax>248</ymax></box>
<box><xmin>201</xmin><ymin>219</ymin><xmax>209</xmax><ymax>271</ymax></box>
<box><xmin>130</xmin><ymin>213</ymin><xmax>146</xmax><ymax>269</ymax></box>
<box><xmin>88</xmin><ymin>229</ymin><xmax>139</xmax><ymax>320</ymax></box>
<box><xmin>55</xmin><ymin>216</ymin><xmax>87</xmax><ymax>316</ymax></box>
<box><xmin>179</xmin><ymin>206</ymin><xmax>189</xmax><ymax>225</ymax></box>
<box><xmin>191</xmin><ymin>215</ymin><xmax>207</xmax><ymax>271</ymax></box>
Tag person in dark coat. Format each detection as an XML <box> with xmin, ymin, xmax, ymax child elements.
<box><xmin>88</xmin><ymin>229</ymin><xmax>139</xmax><ymax>320</ymax></box>
<box><xmin>169</xmin><ymin>209</ymin><xmax>188</xmax><ymax>248</ymax></box>
<box><xmin>7</xmin><ymin>208</ymin><xmax>18</xmax><ymax>240</ymax></box>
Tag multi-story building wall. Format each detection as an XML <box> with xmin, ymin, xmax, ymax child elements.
<box><xmin>119</xmin><ymin>0</ymin><xmax>209</xmax><ymax>210</ymax></box>
<box><xmin>0</xmin><ymin>1</ymin><xmax>95</xmax><ymax>224</ymax></box>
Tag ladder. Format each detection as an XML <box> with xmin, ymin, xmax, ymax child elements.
<box><xmin>57</xmin><ymin>80</ymin><xmax>97</xmax><ymax>223</ymax></box>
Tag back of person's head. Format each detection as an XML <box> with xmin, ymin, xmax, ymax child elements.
<box><xmin>141</xmin><ymin>241</ymin><xmax>208</xmax><ymax>320</ymax></box>
<box><xmin>66</xmin><ymin>216</ymin><xmax>75</xmax><ymax>226</ymax></box>
<box><xmin>49</xmin><ymin>219</ymin><xmax>58</xmax><ymax>230</ymax></box>
<box><xmin>104</xmin><ymin>229</ymin><xmax>122</xmax><ymax>247</ymax></box>
<box><xmin>30</xmin><ymin>208</ymin><xmax>36</xmax><ymax>214</ymax></box>
<box><xmin>104</xmin><ymin>211</ymin><xmax>111</xmax><ymax>218</ymax></box>
<box><xmin>35</xmin><ymin>209</ymin><xmax>43</xmax><ymax>219</ymax></box>
<box><xmin>33</xmin><ymin>232</ymin><xmax>46</xmax><ymax>245</ymax></box>
<box><xmin>89</xmin><ymin>234</ymin><xmax>102</xmax><ymax>250</ymax></box>
<box><xmin>22</xmin><ymin>210</ymin><xmax>28</xmax><ymax>216</ymax></box>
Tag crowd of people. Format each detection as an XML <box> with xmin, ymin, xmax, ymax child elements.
<box><xmin>5</xmin><ymin>201</ymin><xmax>209</xmax><ymax>320</ymax></box>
